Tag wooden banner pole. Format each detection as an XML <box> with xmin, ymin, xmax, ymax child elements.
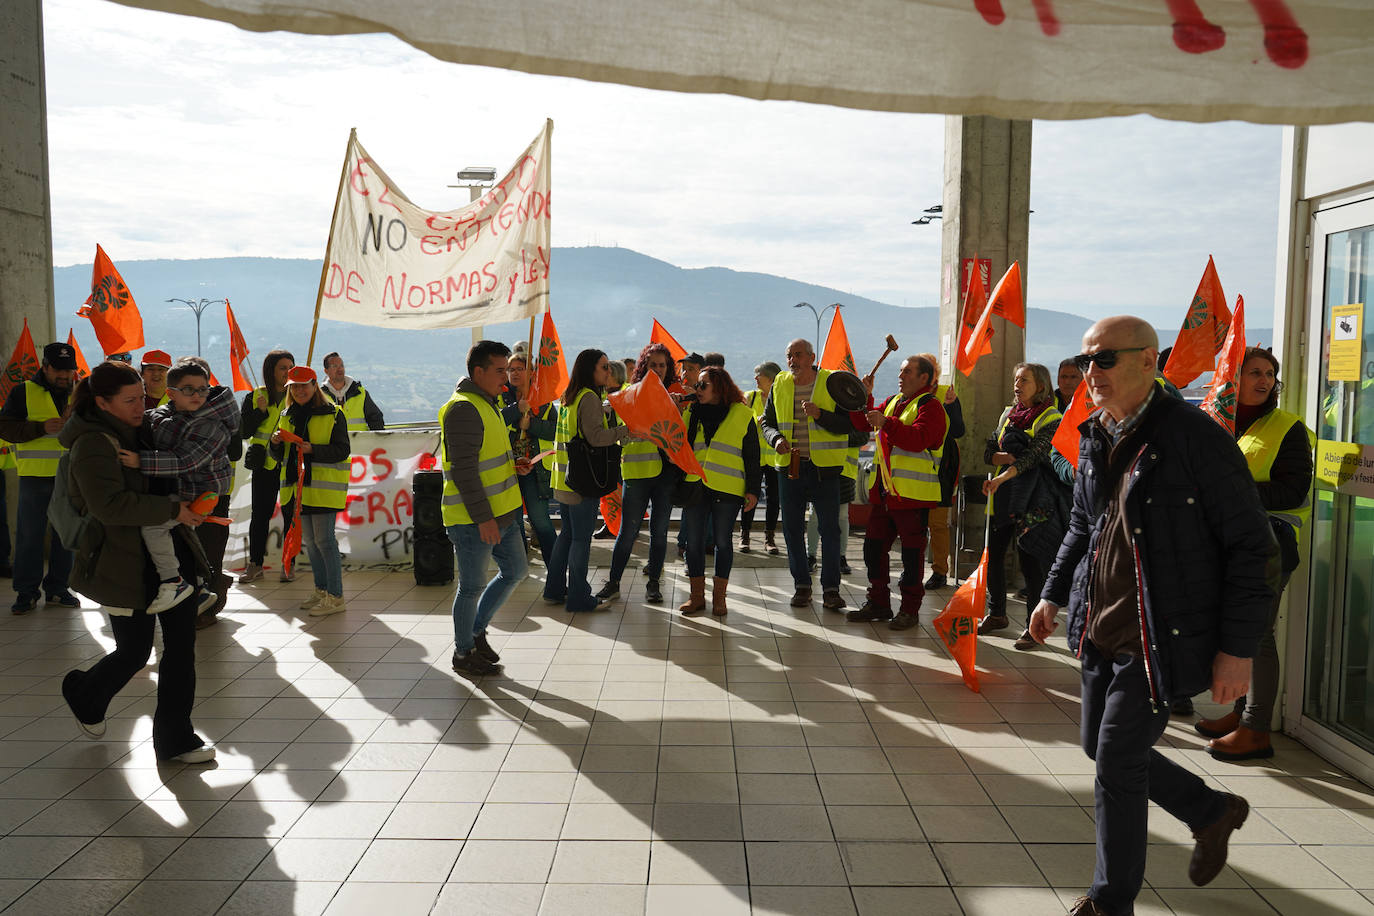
<box><xmin>306</xmin><ymin>128</ymin><xmax>355</xmax><ymax>366</ymax></box>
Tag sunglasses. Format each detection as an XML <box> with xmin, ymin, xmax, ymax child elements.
<box><xmin>694</xmin><ymin>381</ymin><xmax>709</xmax><ymax>390</ymax></box>
<box><xmin>172</xmin><ymin>385</ymin><xmax>210</xmax><ymax>397</ymax></box>
<box><xmin>1073</xmin><ymin>347</ymin><xmax>1147</xmax><ymax>373</ymax></box>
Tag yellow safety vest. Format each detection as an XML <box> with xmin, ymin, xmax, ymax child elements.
<box><xmin>247</xmin><ymin>387</ymin><xmax>288</xmax><ymax>471</ymax></box>
<box><xmin>439</xmin><ymin>390</ymin><xmax>521</xmax><ymax>525</ymax></box>
<box><xmin>1238</xmin><ymin>408</ymin><xmax>1315</xmax><ymax>543</ymax></box>
<box><xmin>682</xmin><ymin>402</ymin><xmax>754</xmax><ymax>497</ymax></box>
<box><xmin>0</xmin><ymin>440</ymin><xmax>15</xmax><ymax>471</ymax></box>
<box><xmin>500</xmin><ymin>391</ymin><xmax>557</xmax><ymax>472</ymax></box>
<box><xmin>552</xmin><ymin>389</ymin><xmax>606</xmax><ymax>497</ymax></box>
<box><xmin>14</xmin><ymin>382</ymin><xmax>65</xmax><ymax>478</ymax></box>
<box><xmin>881</xmin><ymin>391</ymin><xmax>944</xmax><ymax>501</ymax></box>
<box><xmin>996</xmin><ymin>403</ymin><xmax>1063</xmax><ymax>444</ymax></box>
<box><xmin>746</xmin><ymin>389</ymin><xmax>782</xmax><ymax>470</ymax></box>
<box><xmin>771</xmin><ymin>369</ymin><xmax>847</xmax><ymax>468</ymax></box>
<box><xmin>278</xmin><ymin>406</ymin><xmax>350</xmax><ymax>510</ymax></box>
<box><xmin>326</xmin><ymin>382</ymin><xmax>371</xmax><ymax>431</ymax></box>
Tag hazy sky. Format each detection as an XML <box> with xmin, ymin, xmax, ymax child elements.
<box><xmin>44</xmin><ymin>0</ymin><xmax>1283</xmax><ymax>331</ymax></box>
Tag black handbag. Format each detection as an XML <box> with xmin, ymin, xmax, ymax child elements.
<box><xmin>565</xmin><ymin>434</ymin><xmax>621</xmax><ymax>499</ymax></box>
<box><xmin>243</xmin><ymin>442</ymin><xmax>267</xmax><ymax>472</ymax></box>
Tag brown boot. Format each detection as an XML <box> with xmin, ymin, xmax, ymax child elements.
<box><xmin>711</xmin><ymin>577</ymin><xmax>729</xmax><ymax>616</ymax></box>
<box><xmin>1195</xmin><ymin>710</ymin><xmax>1242</xmax><ymax>739</ymax></box>
<box><xmin>679</xmin><ymin>576</ymin><xmax>707</xmax><ymax>615</ymax></box>
<box><xmin>1208</xmin><ymin>726</ymin><xmax>1274</xmax><ymax>761</ymax></box>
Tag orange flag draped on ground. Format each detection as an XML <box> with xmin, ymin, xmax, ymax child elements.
<box><xmin>1201</xmin><ymin>296</ymin><xmax>1247</xmax><ymax>435</ymax></box>
<box><xmin>225</xmin><ymin>300</ymin><xmax>254</xmax><ymax>392</ymax></box>
<box><xmin>819</xmin><ymin>309</ymin><xmax>857</xmax><ymax>374</ymax></box>
<box><xmin>933</xmin><ymin>549</ymin><xmax>988</xmax><ymax>692</ymax></box>
<box><xmin>1052</xmin><ymin>381</ymin><xmax>1095</xmax><ymax>465</ymax></box>
<box><xmin>607</xmin><ymin>371</ymin><xmax>707</xmax><ymax>480</ymax></box>
<box><xmin>78</xmin><ymin>245</ymin><xmax>144</xmax><ymax>355</ymax></box>
<box><xmin>956</xmin><ymin>261</ymin><xmax>1025</xmax><ymax>376</ymax></box>
<box><xmin>1163</xmin><ymin>256</ymin><xmax>1232</xmax><ymax>388</ymax></box>
<box><xmin>650</xmin><ymin>319</ymin><xmax>687</xmax><ymax>363</ymax></box>
<box><xmin>2</xmin><ymin>318</ymin><xmax>39</xmax><ymax>402</ymax></box>
<box><xmin>528</xmin><ymin>309</ymin><xmax>569</xmax><ymax>410</ymax></box>
<box><xmin>66</xmin><ymin>329</ymin><xmax>91</xmax><ymax>381</ymax></box>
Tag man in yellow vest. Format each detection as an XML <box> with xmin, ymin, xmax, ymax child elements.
<box><xmin>848</xmin><ymin>355</ymin><xmax>948</xmax><ymax>630</ymax></box>
<box><xmin>321</xmin><ymin>351</ymin><xmax>385</xmax><ymax>430</ymax></box>
<box><xmin>140</xmin><ymin>349</ymin><xmax>172</xmax><ymax>410</ymax></box>
<box><xmin>760</xmin><ymin>338</ymin><xmax>856</xmax><ymax>610</ymax></box>
<box><xmin>0</xmin><ymin>342</ymin><xmax>79</xmax><ymax>614</ymax></box>
<box><xmin>439</xmin><ymin>340</ymin><xmax>531</xmax><ymax>678</ymax></box>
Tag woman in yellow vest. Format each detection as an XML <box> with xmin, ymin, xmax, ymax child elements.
<box><xmin>1196</xmin><ymin>347</ymin><xmax>1314</xmax><ymax>761</ymax></box>
<box><xmin>270</xmin><ymin>366</ymin><xmax>350</xmax><ymax>616</ymax></box>
<box><xmin>239</xmin><ymin>349</ymin><xmax>295</xmax><ymax>584</ymax></box>
<box><xmin>980</xmin><ymin>362</ymin><xmax>1072</xmax><ymax>650</ymax></box>
<box><xmin>677</xmin><ymin>367</ymin><xmax>761</xmax><ymax>616</ymax></box>
<box><xmin>740</xmin><ymin>361</ymin><xmax>782</xmax><ymax>555</ymax></box>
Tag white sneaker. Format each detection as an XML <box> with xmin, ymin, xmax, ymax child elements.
<box><xmin>309</xmin><ymin>594</ymin><xmax>346</xmax><ymax>617</ymax></box>
<box><xmin>170</xmin><ymin>746</ymin><xmax>216</xmax><ymax>764</ymax></box>
<box><xmin>299</xmin><ymin>588</ymin><xmax>327</xmax><ymax>610</ymax></box>
<box><xmin>279</xmin><ymin>567</ymin><xmax>296</xmax><ymax>583</ymax></box>
<box><xmin>238</xmin><ymin>563</ymin><xmax>263</xmax><ymax>584</ymax></box>
<box><xmin>147</xmin><ymin>579</ymin><xmax>192</xmax><ymax>614</ymax></box>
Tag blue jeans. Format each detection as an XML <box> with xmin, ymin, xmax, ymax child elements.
<box><xmin>14</xmin><ymin>476</ymin><xmax>71</xmax><ymax>598</ymax></box>
<box><xmin>684</xmin><ymin>490</ymin><xmax>741</xmax><ymax>579</ymax></box>
<box><xmin>447</xmin><ymin>516</ymin><xmax>527</xmax><ymax>651</ymax></box>
<box><xmin>544</xmin><ymin>498</ymin><xmax>599</xmax><ymax>612</ymax></box>
<box><xmin>608</xmin><ymin>473</ymin><xmax>674</xmax><ymax>584</ymax></box>
<box><xmin>779</xmin><ymin>461</ymin><xmax>840</xmax><ymax>590</ymax></box>
<box><xmin>300</xmin><ymin>511</ymin><xmax>344</xmax><ymax>597</ymax></box>
<box><xmin>518</xmin><ymin>472</ymin><xmax>556</xmax><ymax>565</ymax></box>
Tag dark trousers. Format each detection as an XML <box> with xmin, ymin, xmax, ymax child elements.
<box><xmin>986</xmin><ymin>523</ymin><xmax>1047</xmax><ymax>628</ymax></box>
<box><xmin>609</xmin><ymin>472</ymin><xmax>674</xmax><ymax>584</ymax></box>
<box><xmin>247</xmin><ymin>466</ymin><xmax>293</xmax><ymax>566</ymax></box>
<box><xmin>685</xmin><ymin>490</ymin><xmax>741</xmax><ymax>579</ymax></box>
<box><xmin>545</xmin><ymin>498</ymin><xmax>600</xmax><ymax>612</ymax></box>
<box><xmin>740</xmin><ymin>465</ymin><xmax>779</xmax><ymax>538</ymax></box>
<box><xmin>517</xmin><ymin>473</ymin><xmax>556</xmax><ymax>566</ymax></box>
<box><xmin>14</xmin><ymin>475</ymin><xmax>71</xmax><ymax>598</ymax></box>
<box><xmin>0</xmin><ymin>475</ymin><xmax>12</xmax><ymax>566</ymax></box>
<box><xmin>779</xmin><ymin>461</ymin><xmax>840</xmax><ymax>590</ymax></box>
<box><xmin>862</xmin><ymin>500</ymin><xmax>928</xmax><ymax>615</ymax></box>
<box><xmin>1081</xmin><ymin>642</ymin><xmax>1225</xmax><ymax>914</ymax></box>
<box><xmin>64</xmin><ymin>600</ymin><xmax>202</xmax><ymax>759</ymax></box>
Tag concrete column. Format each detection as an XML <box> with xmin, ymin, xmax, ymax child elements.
<box><xmin>936</xmin><ymin>115</ymin><xmax>1031</xmax><ymax>576</ymax></box>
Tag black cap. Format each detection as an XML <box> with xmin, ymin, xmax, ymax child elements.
<box><xmin>43</xmin><ymin>342</ymin><xmax>78</xmax><ymax>370</ymax></box>
<box><xmin>681</xmin><ymin>352</ymin><xmax>705</xmax><ymax>366</ymax></box>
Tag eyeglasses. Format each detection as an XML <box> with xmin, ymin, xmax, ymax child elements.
<box><xmin>172</xmin><ymin>385</ymin><xmax>210</xmax><ymax>397</ymax></box>
<box><xmin>1073</xmin><ymin>347</ymin><xmax>1147</xmax><ymax>373</ymax></box>
<box><xmin>694</xmin><ymin>381</ymin><xmax>709</xmax><ymax>390</ymax></box>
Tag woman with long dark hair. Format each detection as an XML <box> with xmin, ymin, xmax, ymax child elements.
<box><xmin>546</xmin><ymin>349</ymin><xmax>634</xmax><ymax>612</ymax></box>
<box><xmin>58</xmin><ymin>361</ymin><xmax>214</xmax><ymax>763</ymax></box>
<box><xmin>239</xmin><ymin>349</ymin><xmax>295</xmax><ymax>583</ymax></box>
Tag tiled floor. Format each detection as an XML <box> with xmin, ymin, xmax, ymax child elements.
<box><xmin>2</xmin><ymin>551</ymin><xmax>1374</xmax><ymax>915</ymax></box>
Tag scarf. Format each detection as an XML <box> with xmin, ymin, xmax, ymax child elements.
<box><xmin>1006</xmin><ymin>397</ymin><xmax>1053</xmax><ymax>431</ymax></box>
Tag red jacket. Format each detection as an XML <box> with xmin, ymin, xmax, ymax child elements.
<box><xmin>849</xmin><ymin>386</ymin><xmax>948</xmax><ymax>510</ymax></box>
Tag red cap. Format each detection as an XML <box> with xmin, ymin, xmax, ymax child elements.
<box><xmin>140</xmin><ymin>349</ymin><xmax>172</xmax><ymax>368</ymax></box>
<box><xmin>285</xmin><ymin>365</ymin><xmax>317</xmax><ymax>385</ymax></box>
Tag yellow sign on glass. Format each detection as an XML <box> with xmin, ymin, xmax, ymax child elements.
<box><xmin>1315</xmin><ymin>438</ymin><xmax>1374</xmax><ymax>498</ymax></box>
<box><xmin>1328</xmin><ymin>303</ymin><xmax>1364</xmax><ymax>382</ymax></box>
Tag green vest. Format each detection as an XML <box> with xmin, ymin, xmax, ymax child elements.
<box><xmin>771</xmin><ymin>369</ymin><xmax>847</xmax><ymax>467</ymax></box>
<box><xmin>683</xmin><ymin>402</ymin><xmax>754</xmax><ymax>497</ymax></box>
<box><xmin>881</xmin><ymin>391</ymin><xmax>944</xmax><ymax>501</ymax></box>
<box><xmin>278</xmin><ymin>406</ymin><xmax>350</xmax><ymax>510</ymax></box>
<box><xmin>500</xmin><ymin>391</ymin><xmax>556</xmax><ymax>471</ymax></box>
<box><xmin>552</xmin><ymin>389</ymin><xmax>604</xmax><ymax>496</ymax></box>
<box><xmin>15</xmin><ymin>382</ymin><xmax>65</xmax><ymax>478</ymax></box>
<box><xmin>439</xmin><ymin>390</ymin><xmax>521</xmax><ymax>526</ymax></box>
<box><xmin>746</xmin><ymin>389</ymin><xmax>782</xmax><ymax>470</ymax></box>
<box><xmin>996</xmin><ymin>404</ymin><xmax>1063</xmax><ymax>443</ymax></box>
<box><xmin>248</xmin><ymin>387</ymin><xmax>287</xmax><ymax>471</ymax></box>
<box><xmin>621</xmin><ymin>439</ymin><xmax>664</xmax><ymax>479</ymax></box>
<box><xmin>328</xmin><ymin>382</ymin><xmax>371</xmax><ymax>431</ymax></box>
<box><xmin>0</xmin><ymin>440</ymin><xmax>15</xmax><ymax>471</ymax></box>
<box><xmin>1238</xmin><ymin>408</ymin><xmax>1315</xmax><ymax>543</ymax></box>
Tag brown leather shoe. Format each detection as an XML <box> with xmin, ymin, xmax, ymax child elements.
<box><xmin>1067</xmin><ymin>896</ymin><xmax>1109</xmax><ymax>916</ymax></box>
<box><xmin>821</xmin><ymin>590</ymin><xmax>845</xmax><ymax>611</ymax></box>
<box><xmin>1189</xmin><ymin>792</ymin><xmax>1249</xmax><ymax>886</ymax></box>
<box><xmin>1195</xmin><ymin>710</ymin><xmax>1242</xmax><ymax>740</ymax></box>
<box><xmin>1208</xmin><ymin>726</ymin><xmax>1274</xmax><ymax>761</ymax></box>
<box><xmin>977</xmin><ymin>614</ymin><xmax>1009</xmax><ymax>635</ymax></box>
<box><xmin>789</xmin><ymin>587</ymin><xmax>812</xmax><ymax>607</ymax></box>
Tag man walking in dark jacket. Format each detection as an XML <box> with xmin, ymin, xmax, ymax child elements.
<box><xmin>1031</xmin><ymin>316</ymin><xmax>1277</xmax><ymax>916</ymax></box>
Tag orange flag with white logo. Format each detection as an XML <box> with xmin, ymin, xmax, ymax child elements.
<box><xmin>933</xmin><ymin>549</ymin><xmax>988</xmax><ymax>693</ymax></box>
<box><xmin>607</xmin><ymin>371</ymin><xmax>707</xmax><ymax>480</ymax></box>
<box><xmin>956</xmin><ymin>261</ymin><xmax>1024</xmax><ymax>376</ymax></box>
<box><xmin>1163</xmin><ymin>256</ymin><xmax>1232</xmax><ymax>388</ymax></box>
<box><xmin>528</xmin><ymin>309</ymin><xmax>569</xmax><ymax>410</ymax></box>
<box><xmin>77</xmin><ymin>244</ymin><xmax>145</xmax><ymax>355</ymax></box>
<box><xmin>2</xmin><ymin>318</ymin><xmax>39</xmax><ymax>402</ymax></box>
<box><xmin>954</xmin><ymin>255</ymin><xmax>989</xmax><ymax>373</ymax></box>
<box><xmin>1052</xmin><ymin>381</ymin><xmax>1095</xmax><ymax>465</ymax></box>
<box><xmin>66</xmin><ymin>329</ymin><xmax>91</xmax><ymax>381</ymax></box>
<box><xmin>819</xmin><ymin>309</ymin><xmax>858</xmax><ymax>374</ymax></box>
<box><xmin>225</xmin><ymin>299</ymin><xmax>254</xmax><ymax>392</ymax></box>
<box><xmin>650</xmin><ymin>318</ymin><xmax>687</xmax><ymax>363</ymax></box>
<box><xmin>1201</xmin><ymin>295</ymin><xmax>1247</xmax><ymax>435</ymax></box>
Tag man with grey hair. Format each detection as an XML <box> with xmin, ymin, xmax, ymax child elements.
<box><xmin>1031</xmin><ymin>316</ymin><xmax>1276</xmax><ymax>916</ymax></box>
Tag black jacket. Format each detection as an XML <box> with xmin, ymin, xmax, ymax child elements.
<box><xmin>1042</xmin><ymin>394</ymin><xmax>1278</xmax><ymax>705</ymax></box>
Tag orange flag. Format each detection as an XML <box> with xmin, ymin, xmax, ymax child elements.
<box><xmin>607</xmin><ymin>371</ymin><xmax>707</xmax><ymax>480</ymax></box>
<box><xmin>1052</xmin><ymin>381</ymin><xmax>1095</xmax><ymax>465</ymax></box>
<box><xmin>66</xmin><ymin>329</ymin><xmax>91</xmax><ymax>381</ymax></box>
<box><xmin>1163</xmin><ymin>256</ymin><xmax>1232</xmax><ymax>388</ymax></box>
<box><xmin>600</xmin><ymin>486</ymin><xmax>623</xmax><ymax>537</ymax></box>
<box><xmin>2</xmin><ymin>318</ymin><xmax>39</xmax><ymax>402</ymax></box>
<box><xmin>933</xmin><ymin>549</ymin><xmax>988</xmax><ymax>693</ymax></box>
<box><xmin>954</xmin><ymin>255</ymin><xmax>989</xmax><ymax>371</ymax></box>
<box><xmin>1201</xmin><ymin>295</ymin><xmax>1247</xmax><ymax>435</ymax></box>
<box><xmin>528</xmin><ymin>309</ymin><xmax>569</xmax><ymax>410</ymax></box>
<box><xmin>819</xmin><ymin>309</ymin><xmax>857</xmax><ymax>374</ymax></box>
<box><xmin>650</xmin><ymin>318</ymin><xmax>687</xmax><ymax>363</ymax></box>
<box><xmin>77</xmin><ymin>244</ymin><xmax>145</xmax><ymax>355</ymax></box>
<box><xmin>225</xmin><ymin>299</ymin><xmax>254</xmax><ymax>392</ymax></box>
<box><xmin>956</xmin><ymin>261</ymin><xmax>1024</xmax><ymax>376</ymax></box>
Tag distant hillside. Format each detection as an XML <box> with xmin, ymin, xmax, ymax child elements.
<box><xmin>53</xmin><ymin>248</ymin><xmax>1253</xmax><ymax>423</ymax></box>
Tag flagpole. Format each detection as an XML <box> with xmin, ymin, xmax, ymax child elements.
<box><xmin>518</xmin><ymin>311</ymin><xmax>538</xmax><ymax>451</ymax></box>
<box><xmin>306</xmin><ymin>128</ymin><xmax>356</xmax><ymax>366</ymax></box>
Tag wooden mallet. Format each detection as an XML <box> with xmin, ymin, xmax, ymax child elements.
<box><xmin>867</xmin><ymin>334</ymin><xmax>900</xmax><ymax>378</ymax></box>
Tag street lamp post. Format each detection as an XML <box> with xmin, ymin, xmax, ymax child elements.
<box><xmin>449</xmin><ymin>166</ymin><xmax>498</xmax><ymax>347</ymax></box>
<box><xmin>166</xmin><ymin>297</ymin><xmax>227</xmax><ymax>357</ymax></box>
<box><xmin>793</xmin><ymin>301</ymin><xmax>841</xmax><ymax>354</ymax></box>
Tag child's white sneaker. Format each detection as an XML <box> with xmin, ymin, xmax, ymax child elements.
<box><xmin>299</xmin><ymin>588</ymin><xmax>327</xmax><ymax>611</ymax></box>
<box><xmin>147</xmin><ymin>578</ymin><xmax>192</xmax><ymax>613</ymax></box>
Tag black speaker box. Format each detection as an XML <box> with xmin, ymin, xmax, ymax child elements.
<box><xmin>412</xmin><ymin>470</ymin><xmax>447</xmax><ymax>539</ymax></box>
<box><xmin>413</xmin><ymin>536</ymin><xmax>454</xmax><ymax>586</ymax></box>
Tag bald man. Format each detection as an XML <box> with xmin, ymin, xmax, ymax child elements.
<box><xmin>1031</xmin><ymin>316</ymin><xmax>1278</xmax><ymax>916</ymax></box>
